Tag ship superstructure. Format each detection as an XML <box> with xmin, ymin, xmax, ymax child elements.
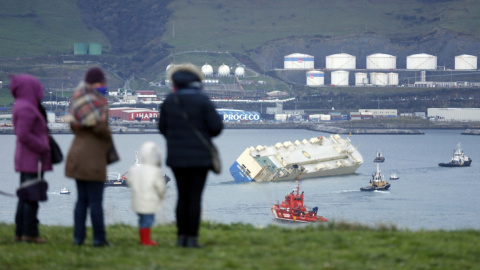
<box><xmin>230</xmin><ymin>134</ymin><xmax>363</xmax><ymax>182</ymax></box>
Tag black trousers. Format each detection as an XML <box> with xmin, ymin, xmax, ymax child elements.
<box><xmin>172</xmin><ymin>167</ymin><xmax>208</xmax><ymax>237</ymax></box>
<box><xmin>15</xmin><ymin>172</ymin><xmax>42</xmax><ymax>237</ymax></box>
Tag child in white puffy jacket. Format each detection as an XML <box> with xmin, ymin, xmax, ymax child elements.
<box><xmin>127</xmin><ymin>141</ymin><xmax>166</xmax><ymax>246</ymax></box>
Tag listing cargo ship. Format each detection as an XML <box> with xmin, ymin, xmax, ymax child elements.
<box><xmin>230</xmin><ymin>134</ymin><xmax>363</xmax><ymax>182</ymax></box>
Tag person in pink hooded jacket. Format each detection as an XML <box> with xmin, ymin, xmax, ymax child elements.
<box><xmin>10</xmin><ymin>74</ymin><xmax>52</xmax><ymax>244</ymax></box>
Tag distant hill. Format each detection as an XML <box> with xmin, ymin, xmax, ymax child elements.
<box><xmin>1</xmin><ymin>0</ymin><xmax>480</xmax><ymax>84</ymax></box>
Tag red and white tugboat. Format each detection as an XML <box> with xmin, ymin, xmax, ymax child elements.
<box><xmin>271</xmin><ymin>183</ymin><xmax>327</xmax><ymax>223</ymax></box>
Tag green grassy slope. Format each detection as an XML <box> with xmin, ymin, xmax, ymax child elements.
<box><xmin>162</xmin><ymin>0</ymin><xmax>480</xmax><ymax>53</ymax></box>
<box><xmin>2</xmin><ymin>0</ymin><xmax>480</xmax><ymax>58</ymax></box>
<box><xmin>1</xmin><ymin>222</ymin><xmax>479</xmax><ymax>269</ymax></box>
<box><xmin>0</xmin><ymin>0</ymin><xmax>109</xmax><ymax>58</ymax></box>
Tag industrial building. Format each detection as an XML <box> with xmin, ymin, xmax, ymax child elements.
<box><xmin>110</xmin><ymin>107</ymin><xmax>159</xmax><ymax>122</ymax></box>
<box><xmin>358</xmin><ymin>109</ymin><xmax>398</xmax><ymax>117</ymax></box>
<box><xmin>428</xmin><ymin>108</ymin><xmax>480</xmax><ymax>122</ymax></box>
<box><xmin>284</xmin><ymin>53</ymin><xmax>314</xmax><ymax>69</ymax></box>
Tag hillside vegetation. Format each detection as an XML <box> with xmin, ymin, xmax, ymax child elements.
<box><xmin>1</xmin><ymin>0</ymin><xmax>480</xmax><ymax>90</ymax></box>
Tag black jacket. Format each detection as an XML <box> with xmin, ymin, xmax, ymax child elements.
<box><xmin>159</xmin><ymin>88</ymin><xmax>223</xmax><ymax>168</ymax></box>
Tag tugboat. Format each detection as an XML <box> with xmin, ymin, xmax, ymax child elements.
<box><xmin>360</xmin><ymin>164</ymin><xmax>390</xmax><ymax>191</ymax></box>
<box><xmin>105</xmin><ymin>173</ymin><xmax>127</xmax><ymax>187</ymax></box>
<box><xmin>373</xmin><ymin>150</ymin><xmax>385</xmax><ymax>163</ymax></box>
<box><xmin>389</xmin><ymin>173</ymin><xmax>399</xmax><ymax>180</ymax></box>
<box><xmin>438</xmin><ymin>143</ymin><xmax>472</xmax><ymax>167</ymax></box>
<box><xmin>271</xmin><ymin>183</ymin><xmax>328</xmax><ymax>223</ymax></box>
<box><xmin>60</xmin><ymin>187</ymin><xmax>71</xmax><ymax>194</ymax></box>
<box><xmin>105</xmin><ymin>152</ymin><xmax>171</xmax><ymax>187</ymax></box>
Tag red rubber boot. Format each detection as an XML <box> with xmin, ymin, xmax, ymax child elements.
<box><xmin>139</xmin><ymin>228</ymin><xmax>157</xmax><ymax>246</ymax></box>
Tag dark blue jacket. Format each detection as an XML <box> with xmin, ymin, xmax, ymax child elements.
<box><xmin>159</xmin><ymin>88</ymin><xmax>223</xmax><ymax>168</ymax></box>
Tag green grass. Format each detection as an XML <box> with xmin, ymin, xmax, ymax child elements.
<box><xmin>3</xmin><ymin>0</ymin><xmax>480</xmax><ymax>59</ymax></box>
<box><xmin>0</xmin><ymin>88</ymin><xmax>14</xmax><ymax>107</ymax></box>
<box><xmin>0</xmin><ymin>0</ymin><xmax>109</xmax><ymax>58</ymax></box>
<box><xmin>1</xmin><ymin>222</ymin><xmax>479</xmax><ymax>270</ymax></box>
<box><xmin>162</xmin><ymin>0</ymin><xmax>480</xmax><ymax>53</ymax></box>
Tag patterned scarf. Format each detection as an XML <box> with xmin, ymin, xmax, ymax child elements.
<box><xmin>67</xmin><ymin>82</ymin><xmax>108</xmax><ymax>126</ymax></box>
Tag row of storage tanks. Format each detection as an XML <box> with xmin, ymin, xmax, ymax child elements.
<box><xmin>307</xmin><ymin>70</ymin><xmax>399</xmax><ymax>86</ymax></box>
<box><xmin>167</xmin><ymin>63</ymin><xmax>245</xmax><ymax>77</ymax></box>
<box><xmin>285</xmin><ymin>53</ymin><xmax>478</xmax><ymax>70</ymax></box>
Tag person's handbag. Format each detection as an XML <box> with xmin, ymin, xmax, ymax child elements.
<box><xmin>209</xmin><ymin>144</ymin><xmax>221</xmax><ymax>174</ymax></box>
<box><xmin>49</xmin><ymin>136</ymin><xmax>63</xmax><ymax>164</ymax></box>
<box><xmin>173</xmin><ymin>95</ymin><xmax>221</xmax><ymax>174</ymax></box>
<box><xmin>107</xmin><ymin>144</ymin><xmax>120</xmax><ymax>164</ymax></box>
<box><xmin>16</xmin><ymin>159</ymin><xmax>48</xmax><ymax>202</ymax></box>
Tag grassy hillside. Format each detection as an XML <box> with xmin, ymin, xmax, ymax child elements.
<box><xmin>2</xmin><ymin>0</ymin><xmax>480</xmax><ymax>58</ymax></box>
<box><xmin>1</xmin><ymin>222</ymin><xmax>479</xmax><ymax>269</ymax></box>
<box><xmin>162</xmin><ymin>0</ymin><xmax>480</xmax><ymax>53</ymax></box>
<box><xmin>0</xmin><ymin>0</ymin><xmax>109</xmax><ymax>58</ymax></box>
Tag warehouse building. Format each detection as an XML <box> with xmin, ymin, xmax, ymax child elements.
<box><xmin>428</xmin><ymin>108</ymin><xmax>480</xmax><ymax>122</ymax></box>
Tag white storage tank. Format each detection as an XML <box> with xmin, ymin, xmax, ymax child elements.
<box><xmin>366</xmin><ymin>53</ymin><xmax>396</xmax><ymax>69</ymax></box>
<box><xmin>388</xmin><ymin>72</ymin><xmax>399</xmax><ymax>86</ymax></box>
<box><xmin>284</xmin><ymin>53</ymin><xmax>314</xmax><ymax>69</ymax></box>
<box><xmin>355</xmin><ymin>72</ymin><xmax>368</xmax><ymax>85</ymax></box>
<box><xmin>235</xmin><ymin>67</ymin><xmax>245</xmax><ymax>77</ymax></box>
<box><xmin>201</xmin><ymin>63</ymin><xmax>213</xmax><ymax>76</ymax></box>
<box><xmin>326</xmin><ymin>53</ymin><xmax>356</xmax><ymax>69</ymax></box>
<box><xmin>331</xmin><ymin>70</ymin><xmax>349</xmax><ymax>86</ymax></box>
<box><xmin>218</xmin><ymin>64</ymin><xmax>230</xmax><ymax>77</ymax></box>
<box><xmin>455</xmin><ymin>54</ymin><xmax>477</xmax><ymax>70</ymax></box>
<box><xmin>370</xmin><ymin>72</ymin><xmax>388</xmax><ymax>86</ymax></box>
<box><xmin>406</xmin><ymin>53</ymin><xmax>437</xmax><ymax>70</ymax></box>
<box><xmin>306</xmin><ymin>70</ymin><xmax>324</xmax><ymax>86</ymax></box>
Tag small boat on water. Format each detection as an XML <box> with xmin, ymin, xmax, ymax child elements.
<box><xmin>105</xmin><ymin>173</ymin><xmax>127</xmax><ymax>187</ymax></box>
<box><xmin>373</xmin><ymin>150</ymin><xmax>385</xmax><ymax>163</ymax></box>
<box><xmin>271</xmin><ymin>182</ymin><xmax>327</xmax><ymax>223</ymax></box>
<box><xmin>438</xmin><ymin>143</ymin><xmax>472</xmax><ymax>167</ymax></box>
<box><xmin>361</xmin><ymin>164</ymin><xmax>390</xmax><ymax>191</ymax></box>
<box><xmin>105</xmin><ymin>152</ymin><xmax>170</xmax><ymax>187</ymax></box>
<box><xmin>389</xmin><ymin>173</ymin><xmax>399</xmax><ymax>180</ymax></box>
<box><xmin>60</xmin><ymin>187</ymin><xmax>71</xmax><ymax>194</ymax></box>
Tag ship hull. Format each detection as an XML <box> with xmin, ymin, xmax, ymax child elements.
<box><xmin>360</xmin><ymin>184</ymin><xmax>390</xmax><ymax>191</ymax></box>
<box><xmin>230</xmin><ymin>161</ymin><xmax>361</xmax><ymax>182</ymax></box>
<box><xmin>438</xmin><ymin>159</ymin><xmax>472</xmax><ymax>167</ymax></box>
<box><xmin>230</xmin><ymin>134</ymin><xmax>363</xmax><ymax>182</ymax></box>
<box><xmin>271</xmin><ymin>207</ymin><xmax>327</xmax><ymax>223</ymax></box>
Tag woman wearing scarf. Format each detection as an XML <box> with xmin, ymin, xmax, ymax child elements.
<box><xmin>65</xmin><ymin>67</ymin><xmax>116</xmax><ymax>247</ymax></box>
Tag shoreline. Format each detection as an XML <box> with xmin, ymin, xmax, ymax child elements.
<box><xmin>1</xmin><ymin>122</ymin><xmax>479</xmax><ymax>135</ymax></box>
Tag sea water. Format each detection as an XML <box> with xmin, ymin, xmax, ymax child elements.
<box><xmin>0</xmin><ymin>129</ymin><xmax>479</xmax><ymax>231</ymax></box>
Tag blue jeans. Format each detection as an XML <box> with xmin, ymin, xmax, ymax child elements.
<box><xmin>138</xmin><ymin>214</ymin><xmax>155</xmax><ymax>229</ymax></box>
<box><xmin>15</xmin><ymin>172</ymin><xmax>42</xmax><ymax>237</ymax></box>
<box><xmin>74</xmin><ymin>180</ymin><xmax>106</xmax><ymax>245</ymax></box>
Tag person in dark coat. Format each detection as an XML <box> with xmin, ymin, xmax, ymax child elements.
<box><xmin>65</xmin><ymin>67</ymin><xmax>115</xmax><ymax>247</ymax></box>
<box><xmin>10</xmin><ymin>74</ymin><xmax>52</xmax><ymax>244</ymax></box>
<box><xmin>159</xmin><ymin>64</ymin><xmax>223</xmax><ymax>248</ymax></box>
